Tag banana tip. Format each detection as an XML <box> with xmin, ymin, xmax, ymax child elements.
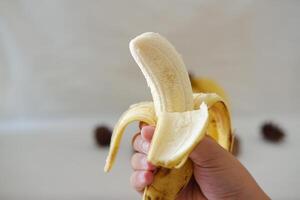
<box><xmin>129</xmin><ymin>32</ymin><xmax>159</xmax><ymax>51</ymax></box>
<box><xmin>103</xmin><ymin>163</ymin><xmax>111</xmax><ymax>173</ymax></box>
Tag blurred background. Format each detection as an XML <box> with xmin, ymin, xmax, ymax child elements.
<box><xmin>0</xmin><ymin>1</ymin><xmax>299</xmax><ymax>199</ymax></box>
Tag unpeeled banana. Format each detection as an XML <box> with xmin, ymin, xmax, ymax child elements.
<box><xmin>104</xmin><ymin>32</ymin><xmax>233</xmax><ymax>200</ymax></box>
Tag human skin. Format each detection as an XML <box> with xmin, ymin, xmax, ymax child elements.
<box><xmin>130</xmin><ymin>125</ymin><xmax>270</xmax><ymax>200</ymax></box>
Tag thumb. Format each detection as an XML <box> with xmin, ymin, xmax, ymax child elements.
<box><xmin>189</xmin><ymin>136</ymin><xmax>233</xmax><ymax>168</ymax></box>
<box><xmin>189</xmin><ymin>136</ymin><xmax>270</xmax><ymax>200</ymax></box>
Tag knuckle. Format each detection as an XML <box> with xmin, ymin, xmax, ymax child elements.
<box><xmin>131</xmin><ymin>153</ymin><xmax>147</xmax><ymax>170</ymax></box>
<box><xmin>133</xmin><ymin>135</ymin><xmax>142</xmax><ymax>151</ymax></box>
<box><xmin>141</xmin><ymin>140</ymin><xmax>150</xmax><ymax>153</ymax></box>
<box><xmin>130</xmin><ymin>172</ymin><xmax>144</xmax><ymax>192</ymax></box>
<box><xmin>131</xmin><ymin>153</ymin><xmax>140</xmax><ymax>168</ymax></box>
<box><xmin>133</xmin><ymin>136</ymin><xmax>149</xmax><ymax>153</ymax></box>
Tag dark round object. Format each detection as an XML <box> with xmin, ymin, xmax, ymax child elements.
<box><xmin>94</xmin><ymin>125</ymin><xmax>112</xmax><ymax>147</ymax></box>
<box><xmin>261</xmin><ymin>122</ymin><xmax>285</xmax><ymax>143</ymax></box>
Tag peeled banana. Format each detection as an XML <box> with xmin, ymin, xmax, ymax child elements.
<box><xmin>104</xmin><ymin>32</ymin><xmax>233</xmax><ymax>200</ymax></box>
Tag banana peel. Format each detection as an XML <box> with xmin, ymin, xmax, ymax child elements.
<box><xmin>191</xmin><ymin>77</ymin><xmax>229</xmax><ymax>103</ymax></box>
<box><xmin>104</xmin><ymin>32</ymin><xmax>233</xmax><ymax>200</ymax></box>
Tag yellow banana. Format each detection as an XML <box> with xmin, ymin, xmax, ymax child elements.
<box><xmin>104</xmin><ymin>32</ymin><xmax>233</xmax><ymax>200</ymax></box>
<box><xmin>190</xmin><ymin>75</ymin><xmax>229</xmax><ymax>105</ymax></box>
<box><xmin>191</xmin><ymin>77</ymin><xmax>235</xmax><ymax>151</ymax></box>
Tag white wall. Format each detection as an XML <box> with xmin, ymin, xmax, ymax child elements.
<box><xmin>0</xmin><ymin>0</ymin><xmax>299</xmax><ymax>120</ymax></box>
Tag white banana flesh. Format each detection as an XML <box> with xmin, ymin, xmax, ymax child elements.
<box><xmin>129</xmin><ymin>32</ymin><xmax>194</xmax><ymax>114</ymax></box>
<box><xmin>148</xmin><ymin>103</ymin><xmax>208</xmax><ymax>168</ymax></box>
<box><xmin>104</xmin><ymin>32</ymin><xmax>233</xmax><ymax>200</ymax></box>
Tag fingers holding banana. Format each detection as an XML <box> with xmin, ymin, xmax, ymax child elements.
<box><xmin>132</xmin><ymin>126</ymin><xmax>155</xmax><ymax>153</ymax></box>
<box><xmin>133</xmin><ymin>135</ymin><xmax>150</xmax><ymax>154</ymax></box>
<box><xmin>105</xmin><ymin>33</ymin><xmax>233</xmax><ymax>200</ymax></box>
<box><xmin>130</xmin><ymin>171</ymin><xmax>154</xmax><ymax>193</ymax></box>
<box><xmin>131</xmin><ymin>153</ymin><xmax>156</xmax><ymax>171</ymax></box>
<box><xmin>131</xmin><ymin>125</ymin><xmax>156</xmax><ymax>192</ymax></box>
